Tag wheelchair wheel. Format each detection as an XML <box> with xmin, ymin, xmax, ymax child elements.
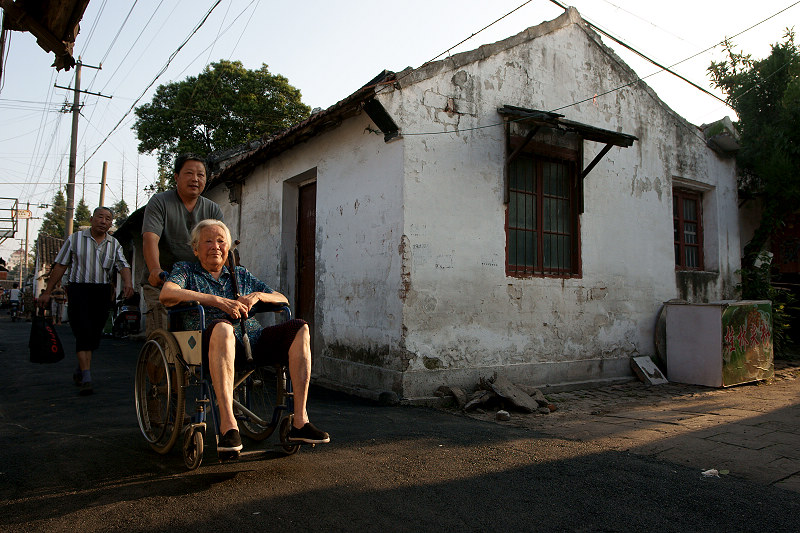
<box><xmin>183</xmin><ymin>426</ymin><xmax>204</xmax><ymax>470</ymax></box>
<box><xmin>279</xmin><ymin>415</ymin><xmax>301</xmax><ymax>455</ymax></box>
<box><xmin>235</xmin><ymin>366</ymin><xmax>279</xmax><ymax>441</ymax></box>
<box><xmin>134</xmin><ymin>329</ymin><xmax>185</xmax><ymax>454</ymax></box>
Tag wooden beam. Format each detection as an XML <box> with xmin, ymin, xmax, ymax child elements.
<box><xmin>580</xmin><ymin>143</ymin><xmax>613</xmax><ymax>180</ymax></box>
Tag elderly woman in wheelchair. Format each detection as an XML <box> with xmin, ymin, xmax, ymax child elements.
<box><xmin>158</xmin><ymin>218</ymin><xmax>330</xmax><ymax>457</ymax></box>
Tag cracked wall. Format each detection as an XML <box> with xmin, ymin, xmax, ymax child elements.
<box><xmin>374</xmin><ymin>15</ymin><xmax>739</xmax><ymax>395</ymax></box>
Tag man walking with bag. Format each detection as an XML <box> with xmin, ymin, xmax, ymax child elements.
<box><xmin>39</xmin><ymin>207</ymin><xmax>133</xmax><ymax>395</ymax></box>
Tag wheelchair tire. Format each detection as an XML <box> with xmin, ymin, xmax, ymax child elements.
<box><xmin>134</xmin><ymin>329</ymin><xmax>186</xmax><ymax>454</ymax></box>
<box><xmin>235</xmin><ymin>366</ymin><xmax>278</xmax><ymax>441</ymax></box>
<box><xmin>279</xmin><ymin>415</ymin><xmax>301</xmax><ymax>455</ymax></box>
<box><xmin>183</xmin><ymin>426</ymin><xmax>204</xmax><ymax>470</ymax></box>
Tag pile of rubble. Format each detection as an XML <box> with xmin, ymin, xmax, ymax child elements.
<box><xmin>435</xmin><ymin>373</ymin><xmax>557</xmax><ymax>421</ymax></box>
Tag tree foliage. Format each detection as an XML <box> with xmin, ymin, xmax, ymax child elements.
<box><xmin>133</xmin><ymin>59</ymin><xmax>311</xmax><ymax>176</ymax></box>
<box><xmin>111</xmin><ymin>199</ymin><xmax>129</xmax><ymax>228</ymax></box>
<box><xmin>709</xmin><ymin>30</ymin><xmax>800</xmax><ymax>269</ymax></box>
<box><xmin>74</xmin><ymin>198</ymin><xmax>91</xmax><ymax>229</ymax></box>
<box><xmin>39</xmin><ymin>189</ymin><xmax>67</xmax><ymax>238</ymax></box>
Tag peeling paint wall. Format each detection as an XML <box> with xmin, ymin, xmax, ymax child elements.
<box><xmin>207</xmin><ymin>117</ymin><xmax>407</xmax><ymax>394</ymax></box>
<box><xmin>375</xmin><ymin>11</ymin><xmax>740</xmax><ymax>397</ymax></box>
<box><xmin>212</xmin><ymin>9</ymin><xmax>740</xmax><ymax>400</ymax></box>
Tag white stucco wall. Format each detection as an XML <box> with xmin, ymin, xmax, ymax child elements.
<box><xmin>211</xmin><ymin>9</ymin><xmax>740</xmax><ymax>400</ymax></box>
<box><xmin>208</xmin><ymin>117</ymin><xmax>407</xmax><ymax>393</ymax></box>
<box><xmin>374</xmin><ymin>9</ymin><xmax>740</xmax><ymax>396</ymax></box>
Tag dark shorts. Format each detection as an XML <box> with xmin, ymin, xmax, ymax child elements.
<box><xmin>66</xmin><ymin>283</ymin><xmax>114</xmax><ymax>352</ymax></box>
<box><xmin>201</xmin><ymin>318</ymin><xmax>307</xmax><ymax>368</ymax></box>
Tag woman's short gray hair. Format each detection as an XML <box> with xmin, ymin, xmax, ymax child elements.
<box><xmin>190</xmin><ymin>219</ymin><xmax>232</xmax><ymax>251</ymax></box>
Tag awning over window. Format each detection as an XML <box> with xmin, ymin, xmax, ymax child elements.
<box><xmin>498</xmin><ymin>105</ymin><xmax>637</xmax><ymax>210</ymax></box>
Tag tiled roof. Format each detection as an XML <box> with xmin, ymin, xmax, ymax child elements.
<box><xmin>37</xmin><ymin>234</ymin><xmax>65</xmax><ymax>271</ymax></box>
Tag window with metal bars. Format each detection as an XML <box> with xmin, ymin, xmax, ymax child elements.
<box><xmin>506</xmin><ymin>153</ymin><xmax>579</xmax><ymax>277</ymax></box>
<box><xmin>673</xmin><ymin>188</ymin><xmax>704</xmax><ymax>270</ymax></box>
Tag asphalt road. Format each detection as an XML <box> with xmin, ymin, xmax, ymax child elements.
<box><xmin>1</xmin><ymin>312</ymin><xmax>799</xmax><ymax>532</ymax></box>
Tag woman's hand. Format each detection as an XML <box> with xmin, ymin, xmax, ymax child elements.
<box><xmin>215</xmin><ymin>296</ymin><xmax>250</xmax><ymax>320</ymax></box>
<box><xmin>236</xmin><ymin>293</ymin><xmax>260</xmax><ymax>315</ymax></box>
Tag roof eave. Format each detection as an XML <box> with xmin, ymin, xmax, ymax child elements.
<box><xmin>208</xmin><ymin>71</ymin><xmax>396</xmax><ymax>189</ymax></box>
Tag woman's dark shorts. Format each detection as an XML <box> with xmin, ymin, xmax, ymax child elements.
<box><xmin>202</xmin><ymin>318</ymin><xmax>307</xmax><ymax>368</ymax></box>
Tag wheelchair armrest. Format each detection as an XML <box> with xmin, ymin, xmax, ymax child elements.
<box><xmin>250</xmin><ymin>301</ymin><xmax>292</xmax><ymax>319</ymax></box>
<box><xmin>167</xmin><ymin>301</ymin><xmax>201</xmax><ymax>312</ymax></box>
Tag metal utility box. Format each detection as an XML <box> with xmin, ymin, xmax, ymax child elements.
<box><xmin>665</xmin><ymin>300</ymin><xmax>773</xmax><ymax>387</ymax></box>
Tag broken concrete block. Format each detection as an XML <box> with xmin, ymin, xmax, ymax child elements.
<box><xmin>531</xmin><ymin>389</ymin><xmax>550</xmax><ymax>407</ymax></box>
<box><xmin>450</xmin><ymin>387</ymin><xmax>467</xmax><ymax>409</ymax></box>
<box><xmin>434</xmin><ymin>385</ymin><xmax>467</xmax><ymax>409</ymax></box>
<box><xmin>496</xmin><ymin>410</ymin><xmax>511</xmax><ymax>421</ymax></box>
<box><xmin>514</xmin><ymin>384</ymin><xmax>550</xmax><ymax>407</ymax></box>
<box><xmin>464</xmin><ymin>390</ymin><xmax>497</xmax><ymax>411</ymax></box>
<box><xmin>631</xmin><ymin>356</ymin><xmax>668</xmax><ymax>385</ymax></box>
<box><xmin>465</xmin><ymin>389</ymin><xmax>495</xmax><ymax>411</ymax></box>
<box><xmin>489</xmin><ymin>373</ymin><xmax>538</xmax><ymax>413</ymax></box>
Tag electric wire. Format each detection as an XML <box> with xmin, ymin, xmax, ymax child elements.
<box><xmin>22</xmin><ymin>69</ymin><xmax>60</xmax><ymax>199</ymax></box>
<box><xmin>96</xmin><ymin>0</ymin><xmax>165</xmax><ymax>95</ymax></box>
<box><xmin>74</xmin><ymin>0</ymin><xmax>171</xmax><ymax>177</ymax></box>
<box><xmin>82</xmin><ymin>0</ymin><xmax>140</xmax><ymax>95</ymax></box>
<box><xmin>394</xmin><ymin>0</ymin><xmax>535</xmax><ymax>86</ymax></box>
<box><xmin>398</xmin><ymin>0</ymin><xmax>799</xmax><ymax>137</ymax></box>
<box><xmin>79</xmin><ymin>0</ymin><xmax>108</xmax><ymax>55</ymax></box>
<box><xmin>171</xmin><ymin>0</ymin><xmax>260</xmax><ymax>80</ymax></box>
<box><xmin>78</xmin><ymin>0</ymin><xmax>223</xmax><ymax>174</ymax></box>
<box><xmin>598</xmin><ymin>0</ymin><xmax>696</xmax><ymax>46</ymax></box>
<box><xmin>76</xmin><ymin>0</ymin><xmax>164</xmax><ymax>160</ymax></box>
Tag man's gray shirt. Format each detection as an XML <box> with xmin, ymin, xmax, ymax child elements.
<box><xmin>141</xmin><ymin>190</ymin><xmax>223</xmax><ymax>283</ymax></box>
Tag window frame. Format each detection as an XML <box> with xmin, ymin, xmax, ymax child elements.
<box><xmin>505</xmin><ymin>141</ymin><xmax>581</xmax><ymax>278</ymax></box>
<box><xmin>673</xmin><ymin>188</ymin><xmax>705</xmax><ymax>271</ymax></box>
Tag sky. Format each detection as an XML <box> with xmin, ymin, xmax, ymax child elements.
<box><xmin>0</xmin><ymin>0</ymin><xmax>798</xmax><ymax>260</ymax></box>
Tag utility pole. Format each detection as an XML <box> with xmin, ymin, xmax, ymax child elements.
<box><xmin>65</xmin><ymin>60</ymin><xmax>81</xmax><ymax>237</ymax></box>
<box><xmin>135</xmin><ymin>153</ymin><xmax>140</xmax><ymax>209</ymax></box>
<box><xmin>99</xmin><ymin>161</ymin><xmax>108</xmax><ymax>207</ymax></box>
<box><xmin>23</xmin><ymin>202</ymin><xmax>29</xmax><ymax>287</ymax></box>
<box><xmin>55</xmin><ymin>59</ymin><xmax>110</xmax><ymax>236</ymax></box>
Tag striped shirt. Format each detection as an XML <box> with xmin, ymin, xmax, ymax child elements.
<box><xmin>54</xmin><ymin>229</ymin><xmax>130</xmax><ymax>284</ymax></box>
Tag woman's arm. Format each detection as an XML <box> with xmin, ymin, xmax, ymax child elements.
<box><xmin>160</xmin><ymin>280</ymin><xmax>250</xmax><ymax>319</ymax></box>
<box><xmin>237</xmin><ymin>291</ymin><xmax>290</xmax><ymax>314</ymax></box>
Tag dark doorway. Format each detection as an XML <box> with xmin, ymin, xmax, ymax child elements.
<box><xmin>296</xmin><ymin>182</ymin><xmax>316</xmax><ymax>328</ymax></box>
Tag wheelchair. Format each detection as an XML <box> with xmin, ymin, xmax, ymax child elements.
<box><xmin>134</xmin><ymin>300</ymin><xmax>301</xmax><ymax>470</ymax></box>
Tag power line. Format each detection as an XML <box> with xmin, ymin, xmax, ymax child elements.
<box><xmin>77</xmin><ymin>1</ymin><xmax>168</xmax><ymax>155</ymax></box>
<box><xmin>78</xmin><ymin>0</ymin><xmax>223</xmax><ymax>174</ymax></box>
<box><xmin>98</xmin><ymin>1</ymin><xmax>139</xmax><ymax>67</ymax></box>
<box><xmin>394</xmin><ymin>0</ymin><xmax>535</xmax><ymax>86</ymax></box>
<box><xmin>400</xmin><ymin>0</ymin><xmax>798</xmax><ymax>138</ymax></box>
<box><xmin>97</xmin><ymin>0</ymin><xmax>165</xmax><ymax>95</ymax></box>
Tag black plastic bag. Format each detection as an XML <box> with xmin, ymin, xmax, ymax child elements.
<box><xmin>29</xmin><ymin>309</ymin><xmax>65</xmax><ymax>364</ymax></box>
